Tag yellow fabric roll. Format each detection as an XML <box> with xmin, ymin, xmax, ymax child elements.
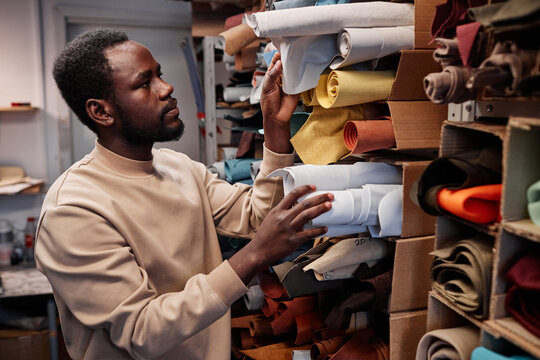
<box><xmin>291</xmin><ymin>105</ymin><xmax>364</xmax><ymax>165</ymax></box>
<box><xmin>300</xmin><ymin>86</ymin><xmax>320</xmax><ymax>106</ymax></box>
<box><xmin>315</xmin><ymin>70</ymin><xmax>395</xmax><ymax>108</ymax></box>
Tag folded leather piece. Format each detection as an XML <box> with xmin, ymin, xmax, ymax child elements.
<box><xmin>431</xmin><ymin>0</ymin><xmax>487</xmax><ymax>39</ymax></box>
<box><xmin>295</xmin><ymin>311</ymin><xmax>326</xmax><ymax>345</ymax></box>
<box><xmin>467</xmin><ymin>0</ymin><xmax>540</xmax><ymax>27</ymax></box>
<box><xmin>232</xmin><ymin>314</ymin><xmax>265</xmax><ymax>329</ymax></box>
<box><xmin>263</xmin><ymin>296</ymin><xmax>281</xmax><ymax>317</ymax></box>
<box><xmin>271</xmin><ymin>296</ymin><xmax>318</xmax><ymax>335</ymax></box>
<box><xmin>415</xmin><ymin>325</ymin><xmax>480</xmax><ymax>360</ymax></box>
<box><xmin>505</xmin><ymin>253</ymin><xmax>540</xmax><ymax>338</ymax></box>
<box><xmin>290</xmin><ymin>105</ymin><xmax>365</xmax><ymax>165</ymax></box>
<box><xmin>245</xmin><ymin>2</ymin><xmax>414</xmax><ymax>38</ymax></box>
<box><xmin>235</xmin><ymin>40</ymin><xmax>261</xmax><ymax>71</ymax></box>
<box><xmin>466</xmin><ymin>41</ymin><xmax>537</xmax><ymax>97</ymax></box>
<box><xmin>330</xmin><ymin>26</ymin><xmax>414</xmax><ymax>70</ymax></box>
<box><xmin>269</xmin><ymin>162</ymin><xmax>402</xmax><ymax>195</ymax></box>
<box><xmin>225</xmin><ymin>158</ymin><xmax>260</xmax><ymax>182</ymax></box>
<box><xmin>328</xmin><ymin>332</ymin><xmax>381</xmax><ymax>360</ymax></box>
<box><xmin>315</xmin><ymin>70</ymin><xmax>395</xmax><ymax>109</ymax></box>
<box><xmin>325</xmin><ymin>286</ymin><xmax>376</xmax><ymax>330</ymax></box>
<box><xmin>256</xmin><ymin>269</ymin><xmax>289</xmax><ymax>300</ymax></box>
<box><xmin>413</xmin><ymin>147</ymin><xmax>502</xmax><ymax>216</ymax></box>
<box><xmin>311</xmin><ymin>335</ymin><xmax>348</xmax><ymax>360</ymax></box>
<box><xmin>527</xmin><ymin>180</ymin><xmax>540</xmax><ymax>226</ymax></box>
<box><xmin>343</xmin><ymin>118</ymin><xmax>396</xmax><ymax>154</ymax></box>
<box><xmin>220</xmin><ymin>23</ymin><xmax>260</xmax><ymax>56</ymax></box>
<box><xmin>430</xmin><ymin>235</ymin><xmax>493</xmax><ymax>318</ymax></box>
<box><xmin>272</xmin><ymin>0</ymin><xmax>317</xmax><ymax>10</ymax></box>
<box><xmin>471</xmin><ymin>346</ymin><xmax>536</xmax><ymax>360</ymax></box>
<box><xmin>244</xmin><ymin>284</ymin><xmax>265</xmax><ymax>311</ymax></box>
<box><xmin>303</xmin><ymin>237</ymin><xmax>390</xmax><ymax>280</ymax></box>
<box><xmin>239</xmin><ymin>341</ymin><xmax>311</xmax><ymax>360</ymax></box>
<box><xmin>456</xmin><ymin>22</ymin><xmax>483</xmax><ymax>68</ymax></box>
<box><xmin>433</xmin><ymin>38</ymin><xmax>461</xmax><ymax>67</ymax></box>
<box><xmin>424</xmin><ymin>65</ymin><xmax>476</xmax><ymax>104</ymax></box>
<box><xmin>437</xmin><ymin>184</ymin><xmax>502</xmax><ymax>224</ymax></box>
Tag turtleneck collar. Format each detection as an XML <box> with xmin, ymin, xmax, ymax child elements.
<box><xmin>90</xmin><ymin>140</ymin><xmax>155</xmax><ymax>177</ymax></box>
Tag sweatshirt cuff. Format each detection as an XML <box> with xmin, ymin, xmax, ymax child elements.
<box><xmin>260</xmin><ymin>143</ymin><xmax>295</xmax><ymax>177</ymax></box>
<box><xmin>207</xmin><ymin>261</ymin><xmax>249</xmax><ymax>307</ymax></box>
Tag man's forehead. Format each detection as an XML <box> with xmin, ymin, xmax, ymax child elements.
<box><xmin>105</xmin><ymin>40</ymin><xmax>154</xmax><ymax>71</ymax></box>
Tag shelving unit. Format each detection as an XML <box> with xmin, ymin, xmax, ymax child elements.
<box><xmin>0</xmin><ymin>106</ymin><xmax>38</xmax><ymax>112</ymax></box>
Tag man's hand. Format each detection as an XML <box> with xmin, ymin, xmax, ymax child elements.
<box><xmin>228</xmin><ymin>185</ymin><xmax>333</xmax><ymax>284</ymax></box>
<box><xmin>260</xmin><ymin>52</ymin><xmax>300</xmax><ymax>154</ymax></box>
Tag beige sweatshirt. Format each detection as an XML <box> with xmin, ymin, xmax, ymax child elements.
<box><xmin>35</xmin><ymin>141</ymin><xmax>294</xmax><ymax>359</ymax></box>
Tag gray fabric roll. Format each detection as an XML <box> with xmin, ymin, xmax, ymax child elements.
<box><xmin>416</xmin><ymin>326</ymin><xmax>479</xmax><ymax>360</ymax></box>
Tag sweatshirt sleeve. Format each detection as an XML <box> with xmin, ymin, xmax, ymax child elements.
<box><xmin>35</xmin><ymin>204</ymin><xmax>247</xmax><ymax>360</ymax></box>
<box><xmin>204</xmin><ymin>144</ymin><xmax>295</xmax><ymax>238</ymax></box>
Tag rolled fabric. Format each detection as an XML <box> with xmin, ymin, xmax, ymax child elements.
<box><xmin>262</xmin><ymin>296</ymin><xmax>281</xmax><ymax>317</ymax></box>
<box><xmin>256</xmin><ymin>270</ymin><xmax>288</xmax><ymax>299</ymax></box>
<box><xmin>330</xmin><ymin>26</ymin><xmax>414</xmax><ymax>70</ymax></box>
<box><xmin>343</xmin><ymin>119</ymin><xmax>396</xmax><ymax>154</ymax></box>
<box><xmin>223</xmin><ymin>86</ymin><xmax>252</xmax><ymax>102</ymax></box>
<box><xmin>315</xmin><ymin>70</ymin><xmax>395</xmax><ymax>109</ymax></box>
<box><xmin>433</xmin><ymin>37</ymin><xmax>461</xmax><ymax>67</ymax></box>
<box><xmin>300</xmin><ymin>88</ymin><xmax>319</xmax><ymax>106</ymax></box>
<box><xmin>437</xmin><ymin>184</ymin><xmax>502</xmax><ymax>224</ymax></box>
<box><xmin>245</xmin><ymin>2</ymin><xmax>414</xmax><ymax>38</ymax></box>
<box><xmin>466</xmin><ymin>41</ymin><xmax>537</xmax><ymax>97</ymax></box>
<box><xmin>327</xmin><ymin>332</ymin><xmax>380</xmax><ymax>360</ymax></box>
<box><xmin>527</xmin><ymin>180</ymin><xmax>540</xmax><ymax>226</ymax></box>
<box><xmin>244</xmin><ymin>284</ymin><xmax>265</xmax><ymax>311</ymax></box>
<box><xmin>368</xmin><ymin>187</ymin><xmax>403</xmax><ymax>237</ymax></box>
<box><xmin>295</xmin><ymin>312</ymin><xmax>326</xmax><ymax>345</ymax></box>
<box><xmin>271</xmin><ymin>296</ymin><xmax>318</xmax><ymax>335</ymax></box>
<box><xmin>250</xmin><ymin>160</ymin><xmax>263</xmax><ymax>181</ymax></box>
<box><xmin>207</xmin><ymin>161</ymin><xmax>226</xmax><ymax>180</ymax></box>
<box><xmin>415</xmin><ymin>325</ymin><xmax>480</xmax><ymax>360</ymax></box>
<box><xmin>225</xmin><ymin>158</ymin><xmax>258</xmax><ymax>182</ymax></box>
<box><xmin>273</xmin><ymin>34</ymin><xmax>337</xmax><ymax>95</ymax></box>
<box><xmin>424</xmin><ymin>65</ymin><xmax>476</xmax><ymax>104</ymax></box>
<box><xmin>505</xmin><ymin>253</ymin><xmax>540</xmax><ymax>338</ymax></box>
<box><xmin>471</xmin><ymin>346</ymin><xmax>536</xmax><ymax>360</ymax></box>
<box><xmin>431</xmin><ymin>235</ymin><xmax>493</xmax><ymax>318</ymax></box>
<box><xmin>219</xmin><ymin>23</ymin><xmax>259</xmax><ymax>56</ymax></box>
<box><xmin>269</xmin><ymin>162</ymin><xmax>402</xmax><ymax>195</ymax></box>
<box><xmin>311</xmin><ymin>335</ymin><xmax>348</xmax><ymax>360</ymax></box>
<box><xmin>249</xmin><ymin>316</ymin><xmax>274</xmax><ymax>337</ymax></box>
<box><xmin>272</xmin><ymin>0</ymin><xmax>317</xmax><ymax>10</ymax></box>
<box><xmin>307</xmin><ymin>224</ymin><xmax>369</xmax><ymax>238</ymax></box>
<box><xmin>303</xmin><ymin>237</ymin><xmax>389</xmax><ymax>279</ymax></box>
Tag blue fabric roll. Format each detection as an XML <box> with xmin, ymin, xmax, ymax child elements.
<box><xmin>225</xmin><ymin>158</ymin><xmax>260</xmax><ymax>183</ymax></box>
<box><xmin>471</xmin><ymin>347</ymin><xmax>535</xmax><ymax>360</ymax></box>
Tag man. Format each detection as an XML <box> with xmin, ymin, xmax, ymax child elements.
<box><xmin>35</xmin><ymin>28</ymin><xmax>333</xmax><ymax>359</ymax></box>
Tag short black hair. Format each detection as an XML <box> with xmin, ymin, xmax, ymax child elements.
<box><xmin>52</xmin><ymin>28</ymin><xmax>129</xmax><ymax>134</ymax></box>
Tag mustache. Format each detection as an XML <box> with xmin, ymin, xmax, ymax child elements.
<box><xmin>160</xmin><ymin>98</ymin><xmax>178</xmax><ymax>118</ymax></box>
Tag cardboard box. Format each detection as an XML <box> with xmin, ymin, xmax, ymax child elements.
<box><xmin>414</xmin><ymin>0</ymin><xmax>447</xmax><ymax>49</ymax></box>
<box><xmin>427</xmin><ymin>291</ymin><xmax>482</xmax><ymax>332</ymax></box>
<box><xmin>386</xmin><ymin>50</ymin><xmax>447</xmax><ymax>150</ymax></box>
<box><xmin>485</xmin><ymin>229</ymin><xmax>540</xmax><ymax>358</ymax></box>
<box><xmin>501</xmin><ymin>117</ymin><xmax>540</xmax><ymax>241</ymax></box>
<box><xmin>388</xmin><ymin>235</ymin><xmax>435</xmax><ymax>312</ymax></box>
<box><xmin>0</xmin><ymin>328</ymin><xmax>50</xmax><ymax>360</ymax></box>
<box><xmin>389</xmin><ymin>309</ymin><xmax>428</xmax><ymax>360</ymax></box>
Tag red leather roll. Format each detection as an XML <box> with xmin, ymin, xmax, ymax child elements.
<box><xmin>270</xmin><ymin>296</ymin><xmax>318</xmax><ymax>335</ymax></box>
<box><xmin>295</xmin><ymin>312</ymin><xmax>326</xmax><ymax>345</ymax></box>
<box><xmin>343</xmin><ymin>118</ymin><xmax>396</xmax><ymax>154</ymax></box>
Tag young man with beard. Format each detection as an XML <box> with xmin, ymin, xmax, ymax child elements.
<box><xmin>35</xmin><ymin>28</ymin><xmax>333</xmax><ymax>359</ymax></box>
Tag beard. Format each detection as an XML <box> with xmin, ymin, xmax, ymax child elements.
<box><xmin>114</xmin><ymin>102</ymin><xmax>185</xmax><ymax>144</ymax></box>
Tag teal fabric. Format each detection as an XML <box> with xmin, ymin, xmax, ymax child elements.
<box><xmin>290</xmin><ymin>112</ymin><xmax>310</xmax><ymax>138</ymax></box>
<box><xmin>471</xmin><ymin>346</ymin><xmax>535</xmax><ymax>360</ymax></box>
<box><xmin>225</xmin><ymin>158</ymin><xmax>260</xmax><ymax>183</ymax></box>
<box><xmin>527</xmin><ymin>179</ymin><xmax>540</xmax><ymax>226</ymax></box>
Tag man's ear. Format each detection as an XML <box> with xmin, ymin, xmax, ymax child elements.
<box><xmin>86</xmin><ymin>99</ymin><xmax>114</xmax><ymax>127</ymax></box>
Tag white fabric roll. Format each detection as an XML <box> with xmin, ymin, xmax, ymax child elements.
<box><xmin>304</xmin><ymin>237</ymin><xmax>388</xmax><ymax>275</ymax></box>
<box><xmin>223</xmin><ymin>86</ymin><xmax>252</xmax><ymax>102</ymax></box>
<box><xmin>207</xmin><ymin>162</ymin><xmax>226</xmax><ymax>180</ymax></box>
<box><xmin>250</xmin><ymin>160</ymin><xmax>263</xmax><ymax>180</ymax></box>
<box><xmin>307</xmin><ymin>224</ymin><xmax>368</xmax><ymax>238</ymax></box>
<box><xmin>307</xmin><ymin>190</ymin><xmax>357</xmax><ymax>225</ymax></box>
<box><xmin>268</xmin><ymin>162</ymin><xmax>402</xmax><ymax>195</ymax></box>
<box><xmin>245</xmin><ymin>2</ymin><xmax>414</xmax><ymax>38</ymax></box>
<box><xmin>243</xmin><ymin>284</ymin><xmax>265</xmax><ymax>311</ymax></box>
<box><xmin>368</xmin><ymin>187</ymin><xmax>403</xmax><ymax>237</ymax></box>
<box><xmin>355</xmin><ymin>184</ymin><xmax>402</xmax><ymax>225</ymax></box>
<box><xmin>330</xmin><ymin>26</ymin><xmax>415</xmax><ymax>70</ymax></box>
<box><xmin>273</xmin><ymin>34</ymin><xmax>337</xmax><ymax>94</ymax></box>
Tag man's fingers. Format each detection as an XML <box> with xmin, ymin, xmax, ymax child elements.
<box><xmin>288</xmin><ymin>192</ymin><xmax>333</xmax><ymax>220</ymax></box>
<box><xmin>290</xmin><ymin>200</ymin><xmax>332</xmax><ymax>230</ymax></box>
<box><xmin>278</xmin><ymin>185</ymin><xmax>317</xmax><ymax>210</ymax></box>
<box><xmin>289</xmin><ymin>226</ymin><xmax>328</xmax><ymax>244</ymax></box>
<box><xmin>267</xmin><ymin>52</ymin><xmax>281</xmax><ymax>72</ymax></box>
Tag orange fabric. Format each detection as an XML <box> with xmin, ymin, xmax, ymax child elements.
<box><xmin>249</xmin><ymin>317</ymin><xmax>274</xmax><ymax>337</ymax></box>
<box><xmin>437</xmin><ymin>184</ymin><xmax>502</xmax><ymax>224</ymax></box>
<box><xmin>231</xmin><ymin>314</ymin><xmax>263</xmax><ymax>328</ymax></box>
<box><xmin>343</xmin><ymin>118</ymin><xmax>396</xmax><ymax>154</ymax></box>
<box><xmin>271</xmin><ymin>296</ymin><xmax>318</xmax><ymax>335</ymax></box>
<box><xmin>295</xmin><ymin>312</ymin><xmax>326</xmax><ymax>345</ymax></box>
<box><xmin>262</xmin><ymin>296</ymin><xmax>281</xmax><ymax>317</ymax></box>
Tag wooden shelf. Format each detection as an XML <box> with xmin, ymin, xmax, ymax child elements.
<box><xmin>485</xmin><ymin>318</ymin><xmax>540</xmax><ymax>359</ymax></box>
<box><xmin>503</xmin><ymin>219</ymin><xmax>540</xmax><ymax>243</ymax></box>
<box><xmin>0</xmin><ymin>106</ymin><xmax>38</xmax><ymax>112</ymax></box>
<box><xmin>430</xmin><ymin>290</ymin><xmax>485</xmax><ymax>329</ymax></box>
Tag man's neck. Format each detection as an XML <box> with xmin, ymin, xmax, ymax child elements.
<box><xmin>97</xmin><ymin>137</ymin><xmax>153</xmax><ymax>161</ymax></box>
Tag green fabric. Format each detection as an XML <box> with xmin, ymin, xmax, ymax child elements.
<box><xmin>527</xmin><ymin>179</ymin><xmax>540</xmax><ymax>226</ymax></box>
<box><xmin>468</xmin><ymin>0</ymin><xmax>540</xmax><ymax>27</ymax></box>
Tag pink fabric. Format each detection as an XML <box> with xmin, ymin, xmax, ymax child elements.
<box><xmin>456</xmin><ymin>22</ymin><xmax>482</xmax><ymax>68</ymax></box>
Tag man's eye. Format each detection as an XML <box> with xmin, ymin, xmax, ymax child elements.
<box><xmin>158</xmin><ymin>72</ymin><xmax>163</xmax><ymax>78</ymax></box>
<box><xmin>141</xmin><ymin>81</ymin><xmax>151</xmax><ymax>88</ymax></box>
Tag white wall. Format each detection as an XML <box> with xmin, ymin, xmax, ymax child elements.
<box><xmin>0</xmin><ymin>0</ymin><xmax>197</xmax><ymax>231</ymax></box>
